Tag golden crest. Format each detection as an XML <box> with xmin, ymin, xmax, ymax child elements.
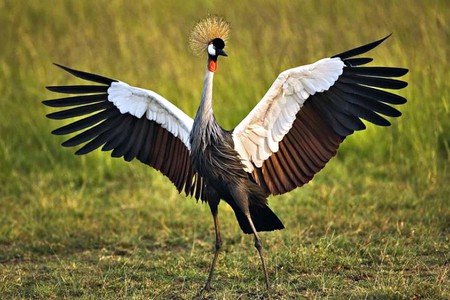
<box><xmin>189</xmin><ymin>16</ymin><xmax>230</xmax><ymax>56</ymax></box>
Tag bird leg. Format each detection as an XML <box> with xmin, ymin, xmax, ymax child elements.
<box><xmin>245</xmin><ymin>213</ymin><xmax>270</xmax><ymax>290</ymax></box>
<box><xmin>203</xmin><ymin>201</ymin><xmax>222</xmax><ymax>291</ymax></box>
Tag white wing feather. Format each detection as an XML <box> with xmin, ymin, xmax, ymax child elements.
<box><xmin>233</xmin><ymin>57</ymin><xmax>345</xmax><ymax>172</ymax></box>
<box><xmin>108</xmin><ymin>81</ymin><xmax>193</xmax><ymax>149</ymax></box>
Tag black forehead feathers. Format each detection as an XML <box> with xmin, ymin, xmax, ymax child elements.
<box><xmin>212</xmin><ymin>38</ymin><xmax>225</xmax><ymax>49</ymax></box>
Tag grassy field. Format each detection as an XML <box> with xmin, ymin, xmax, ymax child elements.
<box><xmin>0</xmin><ymin>0</ymin><xmax>449</xmax><ymax>299</ymax></box>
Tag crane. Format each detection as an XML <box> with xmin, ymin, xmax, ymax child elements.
<box><xmin>43</xmin><ymin>16</ymin><xmax>408</xmax><ymax>290</ymax></box>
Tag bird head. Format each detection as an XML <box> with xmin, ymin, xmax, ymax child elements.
<box><xmin>189</xmin><ymin>16</ymin><xmax>230</xmax><ymax>72</ymax></box>
<box><xmin>207</xmin><ymin>38</ymin><xmax>228</xmax><ymax>72</ymax></box>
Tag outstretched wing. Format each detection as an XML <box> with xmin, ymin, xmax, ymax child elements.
<box><xmin>43</xmin><ymin>64</ymin><xmax>203</xmax><ymax>199</ymax></box>
<box><xmin>232</xmin><ymin>35</ymin><xmax>408</xmax><ymax>195</ymax></box>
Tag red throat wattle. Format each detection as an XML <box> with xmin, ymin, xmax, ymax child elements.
<box><xmin>208</xmin><ymin>60</ymin><xmax>218</xmax><ymax>72</ymax></box>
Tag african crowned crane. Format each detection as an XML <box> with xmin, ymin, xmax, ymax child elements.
<box><xmin>43</xmin><ymin>16</ymin><xmax>408</xmax><ymax>290</ymax></box>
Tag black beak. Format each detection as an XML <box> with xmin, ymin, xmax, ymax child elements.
<box><xmin>217</xmin><ymin>49</ymin><xmax>228</xmax><ymax>57</ymax></box>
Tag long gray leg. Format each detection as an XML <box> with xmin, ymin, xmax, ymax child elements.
<box><xmin>245</xmin><ymin>212</ymin><xmax>270</xmax><ymax>290</ymax></box>
<box><xmin>201</xmin><ymin>187</ymin><xmax>222</xmax><ymax>291</ymax></box>
<box><xmin>230</xmin><ymin>187</ymin><xmax>270</xmax><ymax>290</ymax></box>
<box><xmin>204</xmin><ymin>201</ymin><xmax>222</xmax><ymax>291</ymax></box>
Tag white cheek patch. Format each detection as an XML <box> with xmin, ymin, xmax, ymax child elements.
<box><xmin>207</xmin><ymin>44</ymin><xmax>216</xmax><ymax>56</ymax></box>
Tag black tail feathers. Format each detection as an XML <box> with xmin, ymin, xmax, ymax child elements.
<box><xmin>234</xmin><ymin>204</ymin><xmax>285</xmax><ymax>234</ymax></box>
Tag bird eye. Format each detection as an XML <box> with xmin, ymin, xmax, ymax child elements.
<box><xmin>207</xmin><ymin>44</ymin><xmax>216</xmax><ymax>56</ymax></box>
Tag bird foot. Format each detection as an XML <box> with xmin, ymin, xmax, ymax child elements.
<box><xmin>195</xmin><ymin>284</ymin><xmax>215</xmax><ymax>298</ymax></box>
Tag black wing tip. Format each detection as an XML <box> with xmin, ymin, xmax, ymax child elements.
<box><xmin>53</xmin><ymin>62</ymin><xmax>71</xmax><ymax>71</ymax></box>
<box><xmin>61</xmin><ymin>141</ymin><xmax>71</xmax><ymax>147</ymax></box>
<box><xmin>369</xmin><ymin>33</ymin><xmax>392</xmax><ymax>48</ymax></box>
<box><xmin>46</xmin><ymin>86</ymin><xmax>61</xmax><ymax>92</ymax></box>
<box><xmin>52</xmin><ymin>62</ymin><xmax>87</xmax><ymax>75</ymax></box>
<box><xmin>396</xmin><ymin>67</ymin><xmax>409</xmax><ymax>77</ymax></box>
<box><xmin>51</xmin><ymin>63</ymin><xmax>86</xmax><ymax>78</ymax></box>
<box><xmin>75</xmin><ymin>148</ymin><xmax>90</xmax><ymax>156</ymax></box>
<box><xmin>50</xmin><ymin>62</ymin><xmax>116</xmax><ymax>85</ymax></box>
<box><xmin>381</xmin><ymin>119</ymin><xmax>392</xmax><ymax>126</ymax></box>
<box><xmin>381</xmin><ymin>32</ymin><xmax>393</xmax><ymax>41</ymax></box>
<box><xmin>397</xmin><ymin>95</ymin><xmax>407</xmax><ymax>105</ymax></box>
<box><xmin>46</xmin><ymin>112</ymin><xmax>59</xmax><ymax>120</ymax></box>
<box><xmin>332</xmin><ymin>33</ymin><xmax>394</xmax><ymax>60</ymax></box>
<box><xmin>403</xmin><ymin>68</ymin><xmax>409</xmax><ymax>77</ymax></box>
<box><xmin>46</xmin><ymin>110</ymin><xmax>73</xmax><ymax>120</ymax></box>
<box><xmin>369</xmin><ymin>32</ymin><xmax>393</xmax><ymax>45</ymax></box>
<box><xmin>42</xmin><ymin>99</ymin><xmax>54</xmax><ymax>106</ymax></box>
<box><xmin>51</xmin><ymin>128</ymin><xmax>63</xmax><ymax>135</ymax></box>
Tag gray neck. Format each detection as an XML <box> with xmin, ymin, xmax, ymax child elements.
<box><xmin>198</xmin><ymin>69</ymin><xmax>215</xmax><ymax>123</ymax></box>
<box><xmin>191</xmin><ymin>66</ymin><xmax>224</xmax><ymax>149</ymax></box>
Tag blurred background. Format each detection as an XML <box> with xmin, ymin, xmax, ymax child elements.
<box><xmin>0</xmin><ymin>0</ymin><xmax>448</xmax><ymax>298</ymax></box>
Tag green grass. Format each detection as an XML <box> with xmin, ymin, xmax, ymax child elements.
<box><xmin>1</xmin><ymin>0</ymin><xmax>449</xmax><ymax>298</ymax></box>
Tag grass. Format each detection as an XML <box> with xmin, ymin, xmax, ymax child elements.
<box><xmin>0</xmin><ymin>0</ymin><xmax>449</xmax><ymax>298</ymax></box>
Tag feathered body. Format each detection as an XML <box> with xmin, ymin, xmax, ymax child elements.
<box><xmin>190</xmin><ymin>68</ymin><xmax>284</xmax><ymax>234</ymax></box>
